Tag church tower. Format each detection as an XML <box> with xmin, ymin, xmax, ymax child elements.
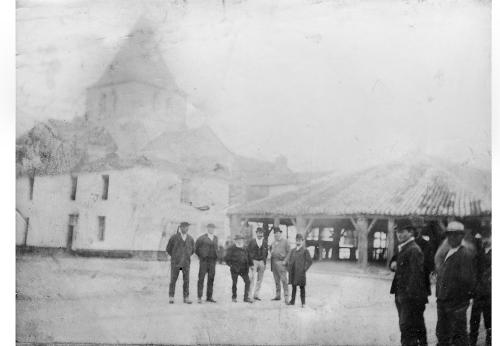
<box><xmin>85</xmin><ymin>18</ymin><xmax>187</xmax><ymax>154</ymax></box>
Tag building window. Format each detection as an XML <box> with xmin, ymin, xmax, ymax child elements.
<box><xmin>28</xmin><ymin>176</ymin><xmax>34</xmax><ymax>200</ymax></box>
<box><xmin>371</xmin><ymin>231</ymin><xmax>387</xmax><ymax>261</ymax></box>
<box><xmin>98</xmin><ymin>216</ymin><xmax>106</xmax><ymax>241</ymax></box>
<box><xmin>70</xmin><ymin>176</ymin><xmax>78</xmax><ymax>200</ymax></box>
<box><xmin>102</xmin><ymin>175</ymin><xmax>109</xmax><ymax>200</ymax></box>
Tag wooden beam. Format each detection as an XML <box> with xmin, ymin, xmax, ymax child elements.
<box><xmin>438</xmin><ymin>219</ymin><xmax>447</xmax><ymax>233</ymax></box>
<box><xmin>386</xmin><ymin>218</ymin><xmax>396</xmax><ymax>267</ymax></box>
<box><xmin>367</xmin><ymin>218</ymin><xmax>378</xmax><ymax>233</ymax></box>
<box><xmin>349</xmin><ymin>217</ymin><xmax>357</xmax><ymax>230</ymax></box>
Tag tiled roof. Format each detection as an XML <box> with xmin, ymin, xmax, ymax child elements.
<box><xmin>228</xmin><ymin>155</ymin><xmax>491</xmax><ymax>218</ymax></box>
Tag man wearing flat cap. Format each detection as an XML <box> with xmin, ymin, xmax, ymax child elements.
<box><xmin>435</xmin><ymin>221</ymin><xmax>476</xmax><ymax>346</ymax></box>
<box><xmin>390</xmin><ymin>225</ymin><xmax>429</xmax><ymax>346</ymax></box>
<box><xmin>224</xmin><ymin>234</ymin><xmax>254</xmax><ymax>303</ymax></box>
<box><xmin>166</xmin><ymin>221</ymin><xmax>195</xmax><ymax>304</ymax></box>
<box><xmin>270</xmin><ymin>226</ymin><xmax>291</xmax><ymax>304</ymax></box>
<box><xmin>195</xmin><ymin>223</ymin><xmax>219</xmax><ymax>303</ymax></box>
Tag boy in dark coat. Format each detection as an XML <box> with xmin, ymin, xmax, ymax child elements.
<box><xmin>435</xmin><ymin>221</ymin><xmax>476</xmax><ymax>346</ymax></box>
<box><xmin>224</xmin><ymin>235</ymin><xmax>254</xmax><ymax>303</ymax></box>
<box><xmin>166</xmin><ymin>222</ymin><xmax>195</xmax><ymax>304</ymax></box>
<box><xmin>287</xmin><ymin>233</ymin><xmax>312</xmax><ymax>307</ymax></box>
<box><xmin>390</xmin><ymin>225</ymin><xmax>429</xmax><ymax>346</ymax></box>
<box><xmin>469</xmin><ymin>226</ymin><xmax>491</xmax><ymax>346</ymax></box>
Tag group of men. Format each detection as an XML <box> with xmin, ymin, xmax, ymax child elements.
<box><xmin>166</xmin><ymin>221</ymin><xmax>306</xmax><ymax>305</ymax></box>
<box><xmin>390</xmin><ymin>221</ymin><xmax>491</xmax><ymax>346</ymax></box>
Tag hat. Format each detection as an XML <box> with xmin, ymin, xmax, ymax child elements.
<box><xmin>206</xmin><ymin>223</ymin><xmax>216</xmax><ymax>228</ymax></box>
<box><xmin>179</xmin><ymin>222</ymin><xmax>191</xmax><ymax>228</ymax></box>
<box><xmin>234</xmin><ymin>234</ymin><xmax>245</xmax><ymax>240</ymax></box>
<box><xmin>296</xmin><ymin>233</ymin><xmax>304</xmax><ymax>241</ymax></box>
<box><xmin>446</xmin><ymin>221</ymin><xmax>465</xmax><ymax>233</ymax></box>
<box><xmin>273</xmin><ymin>226</ymin><xmax>282</xmax><ymax>233</ymax></box>
<box><xmin>256</xmin><ymin>227</ymin><xmax>264</xmax><ymax>233</ymax></box>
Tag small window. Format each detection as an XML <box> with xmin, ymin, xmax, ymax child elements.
<box><xmin>28</xmin><ymin>176</ymin><xmax>35</xmax><ymax>200</ymax></box>
<box><xmin>98</xmin><ymin>216</ymin><xmax>106</xmax><ymax>241</ymax></box>
<box><xmin>70</xmin><ymin>176</ymin><xmax>78</xmax><ymax>201</ymax></box>
<box><xmin>102</xmin><ymin>175</ymin><xmax>109</xmax><ymax>200</ymax></box>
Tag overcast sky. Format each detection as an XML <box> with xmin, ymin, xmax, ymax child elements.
<box><xmin>16</xmin><ymin>0</ymin><xmax>491</xmax><ymax>173</ymax></box>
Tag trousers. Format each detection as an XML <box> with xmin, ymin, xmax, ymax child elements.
<box><xmin>250</xmin><ymin>260</ymin><xmax>266</xmax><ymax>299</ymax></box>
<box><xmin>230</xmin><ymin>269</ymin><xmax>250</xmax><ymax>299</ymax></box>
<box><xmin>271</xmin><ymin>259</ymin><xmax>289</xmax><ymax>299</ymax></box>
<box><xmin>436</xmin><ymin>302</ymin><xmax>469</xmax><ymax>346</ymax></box>
<box><xmin>291</xmin><ymin>285</ymin><xmax>305</xmax><ymax>305</ymax></box>
<box><xmin>197</xmin><ymin>258</ymin><xmax>216</xmax><ymax>299</ymax></box>
<box><xmin>395</xmin><ymin>297</ymin><xmax>427</xmax><ymax>346</ymax></box>
<box><xmin>169</xmin><ymin>265</ymin><xmax>190</xmax><ymax>298</ymax></box>
<box><xmin>469</xmin><ymin>295</ymin><xmax>491</xmax><ymax>346</ymax></box>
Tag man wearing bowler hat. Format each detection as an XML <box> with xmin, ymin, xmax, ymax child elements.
<box><xmin>270</xmin><ymin>226</ymin><xmax>291</xmax><ymax>304</ymax></box>
<box><xmin>390</xmin><ymin>225</ymin><xmax>429</xmax><ymax>346</ymax></box>
<box><xmin>248</xmin><ymin>227</ymin><xmax>268</xmax><ymax>301</ymax></box>
<box><xmin>435</xmin><ymin>221</ymin><xmax>476</xmax><ymax>346</ymax></box>
<box><xmin>195</xmin><ymin>223</ymin><xmax>219</xmax><ymax>303</ymax></box>
<box><xmin>166</xmin><ymin>221</ymin><xmax>195</xmax><ymax>304</ymax></box>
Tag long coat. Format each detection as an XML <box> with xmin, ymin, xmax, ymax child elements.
<box><xmin>436</xmin><ymin>245</ymin><xmax>476</xmax><ymax>308</ymax></box>
<box><xmin>287</xmin><ymin>246</ymin><xmax>312</xmax><ymax>286</ymax></box>
<box><xmin>166</xmin><ymin>232</ymin><xmax>195</xmax><ymax>268</ymax></box>
<box><xmin>224</xmin><ymin>245</ymin><xmax>253</xmax><ymax>274</ymax></box>
<box><xmin>195</xmin><ymin>234</ymin><xmax>219</xmax><ymax>261</ymax></box>
<box><xmin>390</xmin><ymin>240</ymin><xmax>428</xmax><ymax>303</ymax></box>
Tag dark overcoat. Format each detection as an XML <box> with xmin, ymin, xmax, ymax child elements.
<box><xmin>390</xmin><ymin>240</ymin><xmax>429</xmax><ymax>303</ymax></box>
<box><xmin>436</xmin><ymin>245</ymin><xmax>476</xmax><ymax>308</ymax></box>
<box><xmin>287</xmin><ymin>246</ymin><xmax>312</xmax><ymax>286</ymax></box>
<box><xmin>166</xmin><ymin>232</ymin><xmax>195</xmax><ymax>268</ymax></box>
<box><xmin>195</xmin><ymin>234</ymin><xmax>219</xmax><ymax>260</ymax></box>
<box><xmin>224</xmin><ymin>245</ymin><xmax>253</xmax><ymax>274</ymax></box>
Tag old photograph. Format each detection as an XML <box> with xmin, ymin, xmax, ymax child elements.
<box><xmin>15</xmin><ymin>0</ymin><xmax>492</xmax><ymax>345</ymax></box>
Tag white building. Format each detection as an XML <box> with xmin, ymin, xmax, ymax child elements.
<box><xmin>16</xmin><ymin>18</ymin><xmax>298</xmax><ymax>257</ymax></box>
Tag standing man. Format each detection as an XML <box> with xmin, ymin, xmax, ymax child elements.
<box><xmin>248</xmin><ymin>227</ymin><xmax>268</xmax><ymax>301</ymax></box>
<box><xmin>195</xmin><ymin>223</ymin><xmax>219</xmax><ymax>304</ymax></box>
<box><xmin>435</xmin><ymin>221</ymin><xmax>476</xmax><ymax>346</ymax></box>
<box><xmin>166</xmin><ymin>221</ymin><xmax>195</xmax><ymax>304</ymax></box>
<box><xmin>270</xmin><ymin>226</ymin><xmax>291</xmax><ymax>304</ymax></box>
<box><xmin>390</xmin><ymin>225</ymin><xmax>429</xmax><ymax>346</ymax></box>
<box><xmin>469</xmin><ymin>226</ymin><xmax>491</xmax><ymax>346</ymax></box>
<box><xmin>224</xmin><ymin>235</ymin><xmax>254</xmax><ymax>303</ymax></box>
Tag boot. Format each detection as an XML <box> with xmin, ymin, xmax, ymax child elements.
<box><xmin>183</xmin><ymin>298</ymin><xmax>193</xmax><ymax>304</ymax></box>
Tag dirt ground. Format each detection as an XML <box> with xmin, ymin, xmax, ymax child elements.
<box><xmin>16</xmin><ymin>254</ymin><xmax>486</xmax><ymax>345</ymax></box>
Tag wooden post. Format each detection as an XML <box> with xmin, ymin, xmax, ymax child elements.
<box><xmin>332</xmin><ymin>227</ymin><xmax>341</xmax><ymax>261</ymax></box>
<box><xmin>356</xmin><ymin>217</ymin><xmax>369</xmax><ymax>268</ymax></box>
<box><xmin>273</xmin><ymin>217</ymin><xmax>280</xmax><ymax>231</ymax></box>
<box><xmin>386</xmin><ymin>217</ymin><xmax>395</xmax><ymax>267</ymax></box>
<box><xmin>318</xmin><ymin>227</ymin><xmax>324</xmax><ymax>261</ymax></box>
<box><xmin>229</xmin><ymin>214</ymin><xmax>242</xmax><ymax>238</ymax></box>
<box><xmin>295</xmin><ymin>216</ymin><xmax>307</xmax><ymax>235</ymax></box>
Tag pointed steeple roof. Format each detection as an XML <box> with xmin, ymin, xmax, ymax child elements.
<box><xmin>90</xmin><ymin>17</ymin><xmax>181</xmax><ymax>91</ymax></box>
